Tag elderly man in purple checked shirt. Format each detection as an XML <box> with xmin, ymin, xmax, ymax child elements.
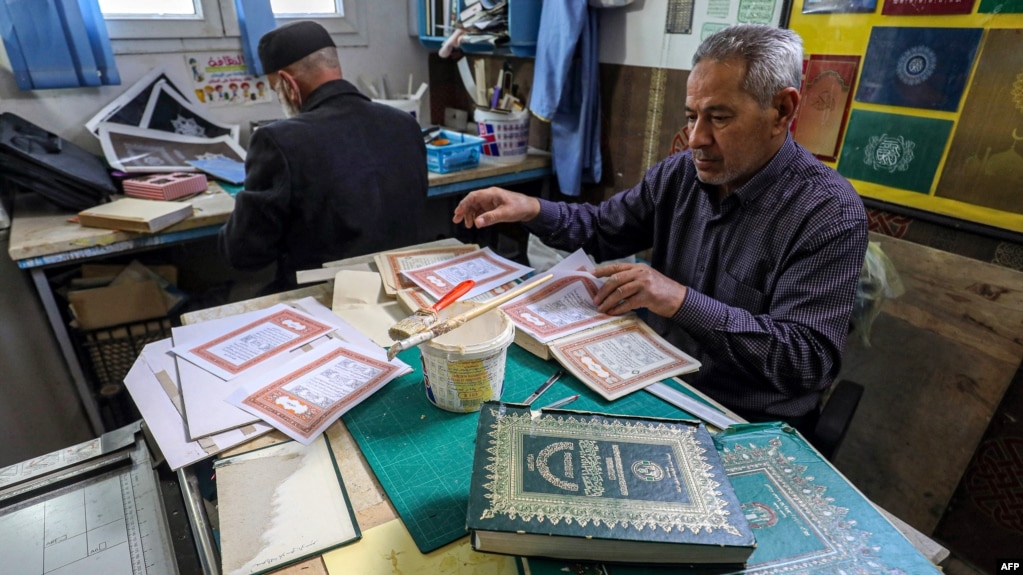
<box><xmin>453</xmin><ymin>24</ymin><xmax>868</xmax><ymax>435</ymax></box>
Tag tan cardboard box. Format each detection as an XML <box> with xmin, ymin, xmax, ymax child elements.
<box><xmin>68</xmin><ymin>279</ymin><xmax>169</xmax><ymax>330</ymax></box>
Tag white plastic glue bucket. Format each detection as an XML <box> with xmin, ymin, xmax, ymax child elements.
<box><xmin>474</xmin><ymin>108</ymin><xmax>530</xmax><ymax>165</ymax></box>
<box><xmin>373</xmin><ymin>96</ymin><xmax>422</xmax><ymax>123</ymax></box>
<box><xmin>420</xmin><ymin>303</ymin><xmax>515</xmax><ymax>413</ymax></box>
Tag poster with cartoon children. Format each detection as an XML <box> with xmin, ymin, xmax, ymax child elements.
<box><xmin>186</xmin><ymin>52</ymin><xmax>273</xmax><ymax>107</ymax></box>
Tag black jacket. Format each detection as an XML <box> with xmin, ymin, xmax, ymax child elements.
<box><xmin>219</xmin><ymin>79</ymin><xmax>428</xmax><ymax>288</ymax></box>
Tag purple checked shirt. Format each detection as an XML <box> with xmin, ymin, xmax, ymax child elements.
<box><xmin>527</xmin><ymin>136</ymin><xmax>868</xmax><ymax>418</ymax></box>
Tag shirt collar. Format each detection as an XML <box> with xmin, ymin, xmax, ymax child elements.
<box><xmin>729</xmin><ymin>134</ymin><xmax>798</xmax><ymax>205</ymax></box>
<box><xmin>300</xmin><ymin>79</ymin><xmax>369</xmax><ymax>113</ymax></box>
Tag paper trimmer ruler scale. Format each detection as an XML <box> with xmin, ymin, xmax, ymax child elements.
<box><xmin>0</xmin><ymin>422</ymin><xmax>179</xmax><ymax>575</ymax></box>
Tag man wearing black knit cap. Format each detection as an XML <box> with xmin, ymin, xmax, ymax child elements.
<box><xmin>219</xmin><ymin>20</ymin><xmax>429</xmax><ymax>293</ymax></box>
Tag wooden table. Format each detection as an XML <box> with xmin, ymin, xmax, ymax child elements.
<box><xmin>173</xmin><ymin>256</ymin><xmax>948</xmax><ymax>575</ymax></box>
<box><xmin>835</xmin><ymin>232</ymin><xmax>1023</xmax><ymax>534</ymax></box>
<box><xmin>6</xmin><ymin>156</ymin><xmax>552</xmax><ymax>435</ymax></box>
<box><xmin>7</xmin><ymin>185</ymin><xmax>235</xmax><ymax>434</ymax></box>
<box><xmin>427</xmin><ymin>153</ymin><xmax>552</xmax><ymax>198</ymax></box>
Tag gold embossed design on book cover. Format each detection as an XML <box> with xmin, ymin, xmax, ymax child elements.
<box><xmin>479</xmin><ymin>408</ymin><xmax>743</xmax><ymax>537</ymax></box>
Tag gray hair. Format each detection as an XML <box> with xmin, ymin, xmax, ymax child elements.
<box><xmin>284</xmin><ymin>46</ymin><xmax>341</xmax><ymax>75</ymax></box>
<box><xmin>692</xmin><ymin>25</ymin><xmax>803</xmax><ymax>109</ymax></box>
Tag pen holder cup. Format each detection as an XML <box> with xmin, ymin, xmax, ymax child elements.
<box><xmin>474</xmin><ymin>108</ymin><xmax>530</xmax><ymax>165</ymax></box>
<box><xmin>420</xmin><ymin>303</ymin><xmax>515</xmax><ymax>413</ymax></box>
<box><xmin>373</xmin><ymin>95</ymin><xmax>423</xmax><ymax>124</ymax></box>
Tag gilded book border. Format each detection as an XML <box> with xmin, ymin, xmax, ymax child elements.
<box><xmin>479</xmin><ymin>408</ymin><xmax>744</xmax><ymax>537</ymax></box>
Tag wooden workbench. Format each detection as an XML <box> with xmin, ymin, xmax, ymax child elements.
<box><xmin>174</xmin><ymin>247</ymin><xmax>948</xmax><ymax>575</ymax></box>
<box><xmin>5</xmin><ymin>155</ymin><xmax>552</xmax><ymax>436</ymax></box>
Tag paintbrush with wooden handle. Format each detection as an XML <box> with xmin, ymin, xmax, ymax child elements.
<box><xmin>386</xmin><ymin>273</ymin><xmax>553</xmax><ymax>361</ymax></box>
<box><xmin>388</xmin><ymin>279</ymin><xmax>475</xmax><ymax>341</ymax></box>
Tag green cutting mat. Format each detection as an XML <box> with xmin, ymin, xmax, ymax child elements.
<box><xmin>342</xmin><ymin>344</ymin><xmax>714</xmax><ymax>553</ymax></box>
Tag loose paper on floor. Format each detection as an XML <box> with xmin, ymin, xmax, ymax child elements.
<box><xmin>549</xmin><ymin>318</ymin><xmax>702</xmax><ymax>401</ymax></box>
<box><xmin>226</xmin><ymin>338</ymin><xmax>410</xmax><ymax>444</ymax></box>
<box><xmin>215</xmin><ymin>435</ymin><xmax>360</xmax><ymax>575</ymax></box>
<box><xmin>400</xmin><ymin>247</ymin><xmax>532</xmax><ymax>300</ymax></box>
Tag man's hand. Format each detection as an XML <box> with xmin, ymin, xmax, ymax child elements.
<box><xmin>592</xmin><ymin>263</ymin><xmax>687</xmax><ymax>318</ymax></box>
<box><xmin>452</xmin><ymin>187</ymin><xmax>541</xmax><ymax>229</ymax></box>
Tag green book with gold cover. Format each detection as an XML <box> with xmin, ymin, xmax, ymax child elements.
<box><xmin>466</xmin><ymin>402</ymin><xmax>756</xmax><ymax>567</ymax></box>
<box><xmin>517</xmin><ymin>422</ymin><xmax>943</xmax><ymax>574</ymax></box>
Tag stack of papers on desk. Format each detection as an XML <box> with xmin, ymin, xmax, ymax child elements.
<box><xmin>123</xmin><ymin>297</ymin><xmax>412</xmax><ymax>469</ymax></box>
<box><xmin>497</xmin><ymin>249</ymin><xmax>702</xmax><ymax>400</ymax></box>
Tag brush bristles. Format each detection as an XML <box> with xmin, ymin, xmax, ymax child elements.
<box><xmin>388</xmin><ymin>308</ymin><xmax>440</xmax><ymax>340</ymax></box>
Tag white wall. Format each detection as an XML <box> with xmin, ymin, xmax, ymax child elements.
<box><xmin>0</xmin><ymin>3</ymin><xmax>429</xmax><ymax>155</ymax></box>
<box><xmin>598</xmin><ymin>0</ymin><xmax>787</xmax><ymax>70</ymax></box>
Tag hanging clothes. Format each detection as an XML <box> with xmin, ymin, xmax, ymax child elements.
<box><xmin>529</xmin><ymin>1</ymin><xmax>602</xmax><ymax>197</ymax></box>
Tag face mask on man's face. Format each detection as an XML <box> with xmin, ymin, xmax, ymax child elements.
<box><xmin>275</xmin><ymin>81</ymin><xmax>300</xmax><ymax>119</ymax></box>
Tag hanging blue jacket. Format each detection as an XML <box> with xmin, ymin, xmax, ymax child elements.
<box><xmin>529</xmin><ymin>1</ymin><xmax>602</xmax><ymax>197</ymax></box>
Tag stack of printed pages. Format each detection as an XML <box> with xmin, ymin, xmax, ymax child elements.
<box><xmin>378</xmin><ymin>243</ymin><xmax>533</xmax><ymax>310</ymax></box>
<box><xmin>380</xmin><ymin>245</ymin><xmax>702</xmax><ymax>402</ymax></box>
<box><xmin>122</xmin><ymin>297</ymin><xmax>413</xmax><ymax>471</ymax></box>
<box><xmin>499</xmin><ymin>249</ymin><xmax>701</xmax><ymax>401</ymax></box>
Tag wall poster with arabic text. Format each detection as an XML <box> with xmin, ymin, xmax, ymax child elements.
<box><xmin>184</xmin><ymin>52</ymin><xmax>273</xmax><ymax>107</ymax></box>
<box><xmin>837</xmin><ymin>109</ymin><xmax>952</xmax><ymax>194</ymax></box>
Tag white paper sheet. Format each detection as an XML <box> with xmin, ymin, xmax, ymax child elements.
<box><xmin>173</xmin><ymin>311</ymin><xmax>288</xmax><ymax>439</ymax></box>
<box><xmin>290</xmin><ymin>296</ymin><xmax>386</xmax><ymax>359</ymax></box>
<box><xmin>500</xmin><ymin>271</ymin><xmax>618</xmax><ymax>343</ymax></box>
<box><xmin>97</xmin><ymin>122</ymin><xmax>247</xmax><ymax>173</ymax></box>
<box><xmin>123</xmin><ymin>339</ymin><xmax>272</xmax><ymax>471</ymax></box>
<box><xmin>174</xmin><ymin>300</ymin><xmax>382</xmax><ymax>440</ymax></box>
<box><xmin>548</xmin><ymin>319</ymin><xmax>702</xmax><ymax>401</ymax></box>
<box><xmin>400</xmin><ymin>247</ymin><xmax>532</xmax><ymax>300</ymax></box>
<box><xmin>331</xmin><ymin>270</ymin><xmax>408</xmax><ymax>346</ymax></box>
<box><xmin>226</xmin><ymin>338</ymin><xmax>410</xmax><ymax>444</ymax></box>
<box><xmin>215</xmin><ymin>436</ymin><xmax>360</xmax><ymax>575</ymax></box>
<box><xmin>374</xmin><ymin>244</ymin><xmax>479</xmax><ymax>294</ymax></box>
<box><xmin>171</xmin><ymin>303</ymin><xmax>336</xmax><ymax>381</ymax></box>
<box><xmin>552</xmin><ymin>248</ymin><xmax>597</xmax><ymax>273</ymax></box>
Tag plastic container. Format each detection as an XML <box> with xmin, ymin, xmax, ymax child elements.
<box><xmin>475</xmin><ymin>108</ymin><xmax>530</xmax><ymax>165</ymax></box>
<box><xmin>420</xmin><ymin>303</ymin><xmax>515</xmax><ymax>413</ymax></box>
<box><xmin>426</xmin><ymin>129</ymin><xmax>485</xmax><ymax>173</ymax></box>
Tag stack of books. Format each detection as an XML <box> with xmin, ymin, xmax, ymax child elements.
<box><xmin>466</xmin><ymin>402</ymin><xmax>757</xmax><ymax>568</ymax></box>
<box><xmin>123</xmin><ymin>172</ymin><xmax>208</xmax><ymax>200</ymax></box>
<box><xmin>77</xmin><ymin>197</ymin><xmax>194</xmax><ymax>233</ymax></box>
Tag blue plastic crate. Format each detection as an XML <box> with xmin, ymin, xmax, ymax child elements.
<box><xmin>426</xmin><ymin>130</ymin><xmax>485</xmax><ymax>174</ymax></box>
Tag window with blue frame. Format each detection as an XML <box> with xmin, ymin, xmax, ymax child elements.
<box><xmin>0</xmin><ymin>0</ymin><xmax>364</xmax><ymax>89</ymax></box>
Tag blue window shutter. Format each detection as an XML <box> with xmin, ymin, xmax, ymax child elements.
<box><xmin>234</xmin><ymin>0</ymin><xmax>276</xmax><ymax>77</ymax></box>
<box><xmin>0</xmin><ymin>0</ymin><xmax>119</xmax><ymax>90</ymax></box>
<box><xmin>0</xmin><ymin>1</ymin><xmax>34</xmax><ymax>89</ymax></box>
<box><xmin>2</xmin><ymin>0</ymin><xmax>79</xmax><ymax>89</ymax></box>
<box><xmin>74</xmin><ymin>0</ymin><xmax>120</xmax><ymax>86</ymax></box>
<box><xmin>56</xmin><ymin>0</ymin><xmax>102</xmax><ymax>86</ymax></box>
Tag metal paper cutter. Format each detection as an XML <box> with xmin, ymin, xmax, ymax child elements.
<box><xmin>0</xmin><ymin>421</ymin><xmax>179</xmax><ymax>575</ymax></box>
